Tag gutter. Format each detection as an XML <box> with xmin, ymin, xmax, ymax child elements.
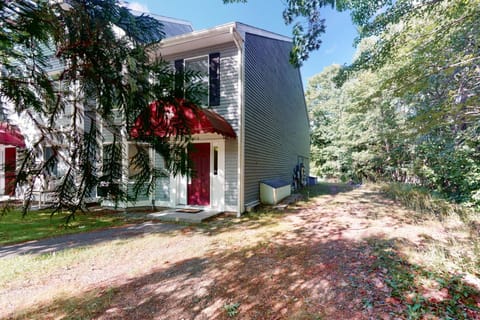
<box><xmin>155</xmin><ymin>23</ymin><xmax>237</xmax><ymax>58</ymax></box>
<box><xmin>231</xmin><ymin>25</ymin><xmax>245</xmax><ymax>217</ymax></box>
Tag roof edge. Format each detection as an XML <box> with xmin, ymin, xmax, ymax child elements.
<box><xmin>235</xmin><ymin>22</ymin><xmax>291</xmax><ymax>43</ymax></box>
<box><xmin>130</xmin><ymin>10</ymin><xmax>193</xmax><ymax>29</ymax></box>
<box><xmin>158</xmin><ymin>21</ymin><xmax>292</xmax><ymax>47</ymax></box>
<box><xmin>159</xmin><ymin>22</ymin><xmax>236</xmax><ymax>45</ymax></box>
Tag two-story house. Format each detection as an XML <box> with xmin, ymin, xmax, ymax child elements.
<box><xmin>17</xmin><ymin>11</ymin><xmax>309</xmax><ymax>216</ymax></box>
<box><xmin>103</xmin><ymin>18</ymin><xmax>310</xmax><ymax>216</ymax></box>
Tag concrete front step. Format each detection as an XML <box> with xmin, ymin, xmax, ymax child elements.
<box><xmin>147</xmin><ymin>209</ymin><xmax>223</xmax><ymax>223</ymax></box>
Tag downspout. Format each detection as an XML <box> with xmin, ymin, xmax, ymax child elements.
<box><xmin>231</xmin><ymin>25</ymin><xmax>245</xmax><ymax>217</ymax></box>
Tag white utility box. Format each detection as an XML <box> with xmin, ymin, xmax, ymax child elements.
<box><xmin>260</xmin><ymin>179</ymin><xmax>291</xmax><ymax>205</ymax></box>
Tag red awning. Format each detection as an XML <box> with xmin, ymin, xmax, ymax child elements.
<box><xmin>130</xmin><ymin>99</ymin><xmax>236</xmax><ymax>139</ymax></box>
<box><xmin>0</xmin><ymin>122</ymin><xmax>25</xmax><ymax>148</ymax></box>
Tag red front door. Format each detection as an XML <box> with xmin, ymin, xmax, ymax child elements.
<box><xmin>5</xmin><ymin>147</ymin><xmax>16</xmax><ymax>196</ymax></box>
<box><xmin>188</xmin><ymin>143</ymin><xmax>210</xmax><ymax>206</ymax></box>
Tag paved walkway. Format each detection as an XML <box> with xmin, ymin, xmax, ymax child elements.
<box><xmin>0</xmin><ymin>221</ymin><xmax>182</xmax><ymax>259</ymax></box>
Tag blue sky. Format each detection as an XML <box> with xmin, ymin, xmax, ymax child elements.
<box><xmin>126</xmin><ymin>0</ymin><xmax>358</xmax><ymax>87</ymax></box>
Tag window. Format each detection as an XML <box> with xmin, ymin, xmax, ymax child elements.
<box><xmin>213</xmin><ymin>146</ymin><xmax>218</xmax><ymax>175</ymax></box>
<box><xmin>175</xmin><ymin>52</ymin><xmax>221</xmax><ymax>107</ymax></box>
<box><xmin>44</xmin><ymin>146</ymin><xmax>58</xmax><ymax>176</ymax></box>
<box><xmin>185</xmin><ymin>56</ymin><xmax>209</xmax><ymax>106</ymax></box>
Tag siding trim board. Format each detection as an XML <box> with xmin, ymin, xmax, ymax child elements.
<box><xmin>232</xmin><ymin>33</ymin><xmax>245</xmax><ymax>217</ymax></box>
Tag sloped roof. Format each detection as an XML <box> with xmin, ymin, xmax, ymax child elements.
<box><xmin>0</xmin><ymin>123</ymin><xmax>25</xmax><ymax>148</ymax></box>
<box><xmin>131</xmin><ymin>99</ymin><xmax>236</xmax><ymax>139</ymax></box>
<box><xmin>130</xmin><ymin>11</ymin><xmax>193</xmax><ymax>39</ymax></box>
<box><xmin>155</xmin><ymin>22</ymin><xmax>291</xmax><ymax>58</ymax></box>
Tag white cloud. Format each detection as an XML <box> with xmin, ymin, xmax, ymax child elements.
<box><xmin>123</xmin><ymin>1</ymin><xmax>149</xmax><ymax>13</ymax></box>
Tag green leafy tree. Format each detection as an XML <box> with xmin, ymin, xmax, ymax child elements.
<box><xmin>307</xmin><ymin>0</ymin><xmax>480</xmax><ymax>206</ymax></box>
<box><xmin>224</xmin><ymin>0</ymin><xmax>341</xmax><ymax>66</ymax></box>
<box><xmin>306</xmin><ymin>64</ymin><xmax>344</xmax><ymax>177</ymax></box>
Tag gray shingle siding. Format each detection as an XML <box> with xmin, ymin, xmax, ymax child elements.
<box><xmin>243</xmin><ymin>32</ymin><xmax>309</xmax><ymax>205</ymax></box>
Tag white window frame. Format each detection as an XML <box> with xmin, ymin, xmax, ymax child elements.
<box><xmin>184</xmin><ymin>55</ymin><xmax>210</xmax><ymax>106</ymax></box>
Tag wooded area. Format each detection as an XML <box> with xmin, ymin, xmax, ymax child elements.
<box><xmin>307</xmin><ymin>0</ymin><xmax>480</xmax><ymax>207</ymax></box>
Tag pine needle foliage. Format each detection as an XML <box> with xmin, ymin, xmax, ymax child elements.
<box><xmin>0</xmin><ymin>1</ymin><xmax>204</xmax><ymax>219</ymax></box>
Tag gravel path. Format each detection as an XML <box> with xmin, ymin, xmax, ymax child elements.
<box><xmin>4</xmin><ymin>184</ymin><xmax>477</xmax><ymax>319</ymax></box>
<box><xmin>0</xmin><ymin>221</ymin><xmax>182</xmax><ymax>258</ymax></box>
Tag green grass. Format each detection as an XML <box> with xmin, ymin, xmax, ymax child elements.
<box><xmin>300</xmin><ymin>182</ymin><xmax>355</xmax><ymax>198</ymax></box>
<box><xmin>378</xmin><ymin>183</ymin><xmax>474</xmax><ymax>220</ymax></box>
<box><xmin>0</xmin><ymin>209</ymin><xmax>127</xmax><ymax>245</ymax></box>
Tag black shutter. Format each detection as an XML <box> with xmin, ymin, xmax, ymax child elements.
<box><xmin>174</xmin><ymin>59</ymin><xmax>184</xmax><ymax>98</ymax></box>
<box><xmin>209</xmin><ymin>53</ymin><xmax>220</xmax><ymax>106</ymax></box>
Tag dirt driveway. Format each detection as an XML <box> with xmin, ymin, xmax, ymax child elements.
<box><xmin>1</xmin><ymin>184</ymin><xmax>479</xmax><ymax>319</ymax></box>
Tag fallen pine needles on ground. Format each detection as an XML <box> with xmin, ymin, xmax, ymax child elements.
<box><xmin>2</xmin><ymin>183</ymin><xmax>480</xmax><ymax>319</ymax></box>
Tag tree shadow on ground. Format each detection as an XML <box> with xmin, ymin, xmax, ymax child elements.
<box><xmin>9</xmin><ymin>184</ymin><xmax>480</xmax><ymax>319</ymax></box>
<box><xmin>0</xmin><ymin>183</ymin><xmax>357</xmax><ymax>257</ymax></box>
<box><xmin>11</xmin><ymin>233</ymin><xmax>480</xmax><ymax>320</ymax></box>
<box><xmin>192</xmin><ymin>211</ymin><xmax>287</xmax><ymax>237</ymax></box>
<box><xmin>193</xmin><ymin>183</ymin><xmax>358</xmax><ymax>237</ymax></box>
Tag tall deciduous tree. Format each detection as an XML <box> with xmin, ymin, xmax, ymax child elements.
<box><xmin>308</xmin><ymin>0</ymin><xmax>480</xmax><ymax>206</ymax></box>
